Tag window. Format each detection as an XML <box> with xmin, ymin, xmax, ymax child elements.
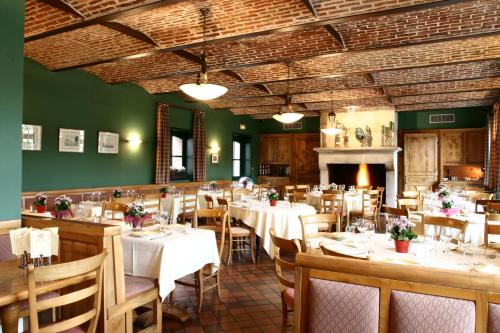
<box><xmin>232</xmin><ymin>134</ymin><xmax>251</xmax><ymax>179</ymax></box>
<box><xmin>170</xmin><ymin>129</ymin><xmax>193</xmax><ymax>180</ymax></box>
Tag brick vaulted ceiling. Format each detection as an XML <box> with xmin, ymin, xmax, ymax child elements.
<box><xmin>24</xmin><ymin>0</ymin><xmax>500</xmax><ymax>118</ymax></box>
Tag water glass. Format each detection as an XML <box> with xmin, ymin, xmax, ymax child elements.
<box><xmin>385</xmin><ymin>220</ymin><xmax>393</xmax><ymax>242</ymax></box>
<box><xmin>365</xmin><ymin>223</ymin><xmax>375</xmax><ymax>253</ymax></box>
<box><xmin>185</xmin><ymin>222</ymin><xmax>192</xmax><ymax>232</ymax></box>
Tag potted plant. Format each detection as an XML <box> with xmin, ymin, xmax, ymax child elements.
<box><xmin>112</xmin><ymin>188</ymin><xmax>122</xmax><ymax>199</ymax></box>
<box><xmin>441</xmin><ymin>198</ymin><xmax>460</xmax><ymax>217</ymax></box>
<box><xmin>33</xmin><ymin>193</ymin><xmax>48</xmax><ymax>213</ymax></box>
<box><xmin>437</xmin><ymin>188</ymin><xmax>450</xmax><ymax>201</ymax></box>
<box><xmin>125</xmin><ymin>201</ymin><xmax>147</xmax><ymax>230</ymax></box>
<box><xmin>390</xmin><ymin>218</ymin><xmax>417</xmax><ymax>253</ymax></box>
<box><xmin>53</xmin><ymin>195</ymin><xmax>73</xmax><ymax>219</ymax></box>
<box><xmin>268</xmin><ymin>188</ymin><xmax>279</xmax><ymax>207</ymax></box>
<box><xmin>159</xmin><ymin>187</ymin><xmax>168</xmax><ymax>198</ymax></box>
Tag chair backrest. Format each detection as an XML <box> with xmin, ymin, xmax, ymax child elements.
<box><xmin>28</xmin><ymin>251</ymin><xmax>107</xmax><ymax>333</ymax></box>
<box><xmin>112</xmin><ymin>197</ymin><xmax>135</xmax><ymax>205</ymax></box>
<box><xmin>397</xmin><ymin>198</ymin><xmax>419</xmax><ymax>211</ymax></box>
<box><xmin>485</xmin><ymin>212</ymin><xmax>500</xmax><ymax>247</ymax></box>
<box><xmin>402</xmin><ymin>191</ymin><xmax>419</xmax><ymax>199</ymax></box>
<box><xmin>222</xmin><ymin>187</ymin><xmax>233</xmax><ymax>201</ymax></box>
<box><xmin>294</xmin><ymin>253</ymin><xmax>499</xmax><ymax>333</ymax></box>
<box><xmin>320</xmin><ymin>243</ymin><xmax>368</xmax><ymax>260</ymax></box>
<box><xmin>196</xmin><ymin>210</ymin><xmax>228</xmax><ymax>259</ymax></box>
<box><xmin>101</xmin><ymin>201</ymin><xmax>128</xmax><ymax>220</ymax></box>
<box><xmin>321</xmin><ymin>189</ymin><xmax>334</xmax><ymax>195</ymax></box>
<box><xmin>269</xmin><ymin>229</ymin><xmax>301</xmax><ymax>292</ymax></box>
<box><xmin>142</xmin><ymin>193</ymin><xmax>161</xmax><ymax>213</ymax></box>
<box><xmin>299</xmin><ymin>214</ymin><xmax>338</xmax><ymax>251</ymax></box>
<box><xmin>203</xmin><ymin>195</ymin><xmax>215</xmax><ymax>209</ymax></box>
<box><xmin>423</xmin><ymin>215</ymin><xmax>468</xmax><ymax>242</ymax></box>
<box><xmin>295</xmin><ymin>185</ymin><xmax>310</xmax><ymax>193</ymax></box>
<box><xmin>217</xmin><ymin>197</ymin><xmax>229</xmax><ymax>211</ymax></box>
<box><xmin>471</xmin><ymin>192</ymin><xmax>494</xmax><ymax>202</ymax></box>
<box><xmin>293</xmin><ymin>191</ymin><xmax>307</xmax><ymax>203</ymax></box>
<box><xmin>488</xmin><ymin>202</ymin><xmax>500</xmax><ymax>213</ymax></box>
<box><xmin>320</xmin><ymin>194</ymin><xmax>342</xmax><ymax>215</ymax></box>
<box><xmin>382</xmin><ymin>205</ymin><xmax>410</xmax><ymax>219</ymax></box>
<box><xmin>181</xmin><ymin>190</ymin><xmax>198</xmax><ymax>218</ymax></box>
<box><xmin>476</xmin><ymin>199</ymin><xmax>500</xmax><ymax>213</ymax></box>
<box><xmin>284</xmin><ymin>185</ymin><xmax>295</xmax><ymax>194</ymax></box>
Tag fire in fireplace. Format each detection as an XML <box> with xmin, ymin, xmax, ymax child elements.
<box><xmin>328</xmin><ymin>163</ymin><xmax>386</xmax><ymax>202</ymax></box>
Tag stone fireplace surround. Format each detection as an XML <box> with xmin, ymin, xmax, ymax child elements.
<box><xmin>314</xmin><ymin>147</ymin><xmax>402</xmax><ymax>206</ymax></box>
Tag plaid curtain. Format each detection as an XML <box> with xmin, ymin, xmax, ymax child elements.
<box><xmin>155</xmin><ymin>103</ymin><xmax>171</xmax><ymax>184</ymax></box>
<box><xmin>486</xmin><ymin>103</ymin><xmax>500</xmax><ymax>195</ymax></box>
<box><xmin>193</xmin><ymin>110</ymin><xmax>207</xmax><ymax>182</ymax></box>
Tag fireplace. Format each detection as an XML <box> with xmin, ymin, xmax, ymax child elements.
<box><xmin>328</xmin><ymin>163</ymin><xmax>387</xmax><ymax>203</ymax></box>
<box><xmin>314</xmin><ymin>147</ymin><xmax>402</xmax><ymax>206</ymax></box>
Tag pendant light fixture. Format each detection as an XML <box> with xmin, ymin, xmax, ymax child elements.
<box><xmin>272</xmin><ymin>63</ymin><xmax>304</xmax><ymax>124</ymax></box>
<box><xmin>320</xmin><ymin>91</ymin><xmax>342</xmax><ymax>135</ymax></box>
<box><xmin>179</xmin><ymin>8</ymin><xmax>228</xmax><ymax>101</ymax></box>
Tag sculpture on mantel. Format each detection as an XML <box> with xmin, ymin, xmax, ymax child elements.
<box><xmin>336</xmin><ymin>121</ymin><xmax>349</xmax><ymax>147</ymax></box>
<box><xmin>355</xmin><ymin>126</ymin><xmax>372</xmax><ymax>147</ymax></box>
<box><xmin>381</xmin><ymin>121</ymin><xmax>395</xmax><ymax>146</ymax></box>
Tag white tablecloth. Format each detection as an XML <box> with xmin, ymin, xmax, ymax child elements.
<box><xmin>228</xmin><ymin>200</ymin><xmax>316</xmax><ymax>258</ymax></box>
<box><xmin>313</xmin><ymin>233</ymin><xmax>500</xmax><ymax>275</ymax></box>
<box><xmin>306</xmin><ymin>191</ymin><xmax>362</xmax><ymax>214</ymax></box>
<box><xmin>122</xmin><ymin>227</ymin><xmax>220</xmax><ymax>300</ymax></box>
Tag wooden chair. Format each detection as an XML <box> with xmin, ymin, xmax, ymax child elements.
<box><xmin>283</xmin><ymin>185</ymin><xmax>295</xmax><ymax>196</ymax></box>
<box><xmin>299</xmin><ymin>214</ymin><xmax>338</xmax><ymax>251</ymax></box>
<box><xmin>112</xmin><ymin>197</ymin><xmax>135</xmax><ymax>205</ymax></box>
<box><xmin>351</xmin><ymin>189</ymin><xmax>383</xmax><ymax>228</ymax></box>
<box><xmin>186</xmin><ymin>209</ymin><xmax>227</xmax><ymax>312</ymax></box>
<box><xmin>475</xmin><ymin>199</ymin><xmax>500</xmax><ymax>213</ymax></box>
<box><xmin>382</xmin><ymin>205</ymin><xmax>422</xmax><ymax>235</ymax></box>
<box><xmin>269</xmin><ymin>229</ymin><xmax>301</xmax><ymax>329</ymax></box>
<box><xmin>356</xmin><ymin>185</ymin><xmax>372</xmax><ymax>190</ymax></box>
<box><xmin>397</xmin><ymin>198</ymin><xmax>420</xmax><ymax>211</ymax></box>
<box><xmin>422</xmin><ymin>215</ymin><xmax>468</xmax><ymax>243</ymax></box>
<box><xmin>222</xmin><ymin>187</ymin><xmax>233</xmax><ymax>202</ymax></box>
<box><xmin>292</xmin><ymin>191</ymin><xmax>307</xmax><ymax>203</ymax></box>
<box><xmin>488</xmin><ymin>202</ymin><xmax>500</xmax><ymax>213</ymax></box>
<box><xmin>217</xmin><ymin>197</ymin><xmax>229</xmax><ymax>211</ymax></box>
<box><xmin>224</xmin><ymin>208</ymin><xmax>256</xmax><ymax>265</ymax></box>
<box><xmin>295</xmin><ymin>185</ymin><xmax>310</xmax><ymax>193</ymax></box>
<box><xmin>101</xmin><ymin>201</ymin><xmax>128</xmax><ymax>220</ymax></box>
<box><xmin>142</xmin><ymin>193</ymin><xmax>161</xmax><ymax>214</ymax></box>
<box><xmin>321</xmin><ymin>189</ymin><xmax>335</xmax><ymax>195</ymax></box>
<box><xmin>27</xmin><ymin>251</ymin><xmax>107</xmax><ymax>333</ymax></box>
<box><xmin>179</xmin><ymin>190</ymin><xmax>198</xmax><ymax>223</ymax></box>
<box><xmin>484</xmin><ymin>212</ymin><xmax>500</xmax><ymax>248</ymax></box>
<box><xmin>203</xmin><ymin>195</ymin><xmax>215</xmax><ymax>209</ymax></box>
<box><xmin>320</xmin><ymin>243</ymin><xmax>368</xmax><ymax>260</ymax></box>
<box><xmin>471</xmin><ymin>192</ymin><xmax>494</xmax><ymax>202</ymax></box>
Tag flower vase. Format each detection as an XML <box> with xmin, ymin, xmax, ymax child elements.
<box><xmin>36</xmin><ymin>205</ymin><xmax>46</xmax><ymax>213</ymax></box>
<box><xmin>394</xmin><ymin>240</ymin><xmax>410</xmax><ymax>253</ymax></box>
<box><xmin>161</xmin><ymin>193</ymin><xmax>167</xmax><ymax>198</ymax></box>
<box><xmin>132</xmin><ymin>217</ymin><xmax>143</xmax><ymax>230</ymax></box>
<box><xmin>441</xmin><ymin>208</ymin><xmax>459</xmax><ymax>217</ymax></box>
<box><xmin>270</xmin><ymin>200</ymin><xmax>277</xmax><ymax>207</ymax></box>
<box><xmin>55</xmin><ymin>210</ymin><xmax>71</xmax><ymax>219</ymax></box>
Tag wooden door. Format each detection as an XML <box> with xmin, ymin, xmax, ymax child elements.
<box><xmin>274</xmin><ymin>135</ymin><xmax>292</xmax><ymax>164</ymax></box>
<box><xmin>259</xmin><ymin>135</ymin><xmax>275</xmax><ymax>163</ymax></box>
<box><xmin>404</xmin><ymin>133</ymin><xmax>438</xmax><ymax>191</ymax></box>
<box><xmin>441</xmin><ymin>132</ymin><xmax>465</xmax><ymax>165</ymax></box>
<box><xmin>465</xmin><ymin>130</ymin><xmax>485</xmax><ymax>164</ymax></box>
<box><xmin>293</xmin><ymin>133</ymin><xmax>320</xmax><ymax>185</ymax></box>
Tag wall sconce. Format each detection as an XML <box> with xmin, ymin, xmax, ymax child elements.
<box><xmin>240</xmin><ymin>124</ymin><xmax>246</xmax><ymax>130</ymax></box>
<box><xmin>127</xmin><ymin>135</ymin><xmax>142</xmax><ymax>149</ymax></box>
<box><xmin>210</xmin><ymin>143</ymin><xmax>220</xmax><ymax>164</ymax></box>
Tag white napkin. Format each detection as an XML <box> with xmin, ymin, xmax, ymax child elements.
<box><xmin>30</xmin><ymin>229</ymin><xmax>52</xmax><ymax>258</ymax></box>
<box><xmin>9</xmin><ymin>228</ymin><xmax>30</xmax><ymax>255</ymax></box>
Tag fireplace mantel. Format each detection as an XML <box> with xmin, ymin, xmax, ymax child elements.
<box><xmin>314</xmin><ymin>146</ymin><xmax>402</xmax><ymax>206</ymax></box>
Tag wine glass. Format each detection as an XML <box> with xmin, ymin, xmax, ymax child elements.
<box><xmin>365</xmin><ymin>223</ymin><xmax>375</xmax><ymax>253</ymax></box>
<box><xmin>357</xmin><ymin>219</ymin><xmax>367</xmax><ymax>234</ymax></box>
<box><xmin>385</xmin><ymin>219</ymin><xmax>393</xmax><ymax>243</ymax></box>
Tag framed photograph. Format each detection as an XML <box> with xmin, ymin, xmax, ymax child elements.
<box><xmin>22</xmin><ymin>124</ymin><xmax>42</xmax><ymax>151</ymax></box>
<box><xmin>59</xmin><ymin>128</ymin><xmax>84</xmax><ymax>153</ymax></box>
<box><xmin>211</xmin><ymin>153</ymin><xmax>219</xmax><ymax>164</ymax></box>
<box><xmin>98</xmin><ymin>132</ymin><xmax>119</xmax><ymax>154</ymax></box>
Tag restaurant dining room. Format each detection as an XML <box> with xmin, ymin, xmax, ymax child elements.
<box><xmin>1</xmin><ymin>0</ymin><xmax>500</xmax><ymax>332</ymax></box>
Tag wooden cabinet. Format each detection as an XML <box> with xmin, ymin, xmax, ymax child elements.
<box><xmin>293</xmin><ymin>133</ymin><xmax>320</xmax><ymax>185</ymax></box>
<box><xmin>403</xmin><ymin>133</ymin><xmax>438</xmax><ymax>191</ymax></box>
<box><xmin>259</xmin><ymin>134</ymin><xmax>292</xmax><ymax>164</ymax></box>
<box><xmin>441</xmin><ymin>132</ymin><xmax>465</xmax><ymax>164</ymax></box>
<box><xmin>465</xmin><ymin>130</ymin><xmax>485</xmax><ymax>164</ymax></box>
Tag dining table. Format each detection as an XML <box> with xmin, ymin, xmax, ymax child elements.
<box><xmin>311</xmin><ymin>232</ymin><xmax>500</xmax><ymax>275</ymax></box>
<box><xmin>228</xmin><ymin>200</ymin><xmax>316</xmax><ymax>258</ymax></box>
<box><xmin>306</xmin><ymin>190</ymin><xmax>363</xmax><ymax>219</ymax></box>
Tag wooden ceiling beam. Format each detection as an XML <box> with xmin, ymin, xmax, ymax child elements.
<box><xmin>25</xmin><ymin>0</ymin><xmax>185</xmax><ymax>42</ymax></box>
<box><xmin>38</xmin><ymin>0</ymin><xmax>84</xmax><ymax>18</ymax></box>
<box><xmin>52</xmin><ymin>0</ymin><xmax>473</xmax><ymax>71</ymax></box>
<box><xmin>100</xmin><ymin>22</ymin><xmax>159</xmax><ymax>47</ymax></box>
<box><xmin>300</xmin><ymin>0</ymin><xmax>319</xmax><ymax>19</ymax></box>
<box><xmin>324</xmin><ymin>25</ymin><xmax>348</xmax><ymax>51</ymax></box>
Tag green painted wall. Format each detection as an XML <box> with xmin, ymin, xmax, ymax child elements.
<box><xmin>0</xmin><ymin>1</ymin><xmax>25</xmax><ymax>220</ymax></box>
<box><xmin>398</xmin><ymin>107</ymin><xmax>488</xmax><ymax>130</ymax></box>
<box><xmin>23</xmin><ymin>58</ymin><xmax>260</xmax><ymax>191</ymax></box>
<box><xmin>259</xmin><ymin>117</ymin><xmax>320</xmax><ymax>134</ymax></box>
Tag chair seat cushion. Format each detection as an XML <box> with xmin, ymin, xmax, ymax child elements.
<box><xmin>20</xmin><ymin>291</ymin><xmax>60</xmax><ymax>311</ymax></box>
<box><xmin>25</xmin><ymin>326</ymin><xmax>85</xmax><ymax>333</ymax></box>
<box><xmin>230</xmin><ymin>226</ymin><xmax>251</xmax><ymax>236</ymax></box>
<box><xmin>283</xmin><ymin>287</ymin><xmax>294</xmax><ymax>308</ymax></box>
<box><xmin>125</xmin><ymin>275</ymin><xmax>155</xmax><ymax>298</ymax></box>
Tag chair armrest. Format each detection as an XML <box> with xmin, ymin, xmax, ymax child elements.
<box><xmin>107</xmin><ymin>287</ymin><xmax>158</xmax><ymax>320</ymax></box>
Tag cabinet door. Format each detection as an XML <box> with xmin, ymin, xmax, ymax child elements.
<box><xmin>274</xmin><ymin>136</ymin><xmax>292</xmax><ymax>164</ymax></box>
<box><xmin>465</xmin><ymin>130</ymin><xmax>485</xmax><ymax>164</ymax></box>
<box><xmin>441</xmin><ymin>132</ymin><xmax>465</xmax><ymax>164</ymax></box>
<box><xmin>404</xmin><ymin>133</ymin><xmax>438</xmax><ymax>190</ymax></box>
<box><xmin>260</xmin><ymin>136</ymin><xmax>275</xmax><ymax>164</ymax></box>
<box><xmin>293</xmin><ymin>134</ymin><xmax>320</xmax><ymax>185</ymax></box>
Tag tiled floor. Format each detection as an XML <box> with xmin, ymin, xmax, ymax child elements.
<box><xmin>159</xmin><ymin>252</ymin><xmax>293</xmax><ymax>333</ymax></box>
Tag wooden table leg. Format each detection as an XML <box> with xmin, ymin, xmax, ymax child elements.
<box><xmin>0</xmin><ymin>303</ymin><xmax>20</xmax><ymax>333</ymax></box>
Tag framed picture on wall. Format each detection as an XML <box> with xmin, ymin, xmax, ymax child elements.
<box><xmin>59</xmin><ymin>128</ymin><xmax>84</xmax><ymax>153</ymax></box>
<box><xmin>98</xmin><ymin>132</ymin><xmax>119</xmax><ymax>154</ymax></box>
<box><xmin>22</xmin><ymin>124</ymin><xmax>42</xmax><ymax>151</ymax></box>
<box><xmin>211</xmin><ymin>153</ymin><xmax>219</xmax><ymax>164</ymax></box>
